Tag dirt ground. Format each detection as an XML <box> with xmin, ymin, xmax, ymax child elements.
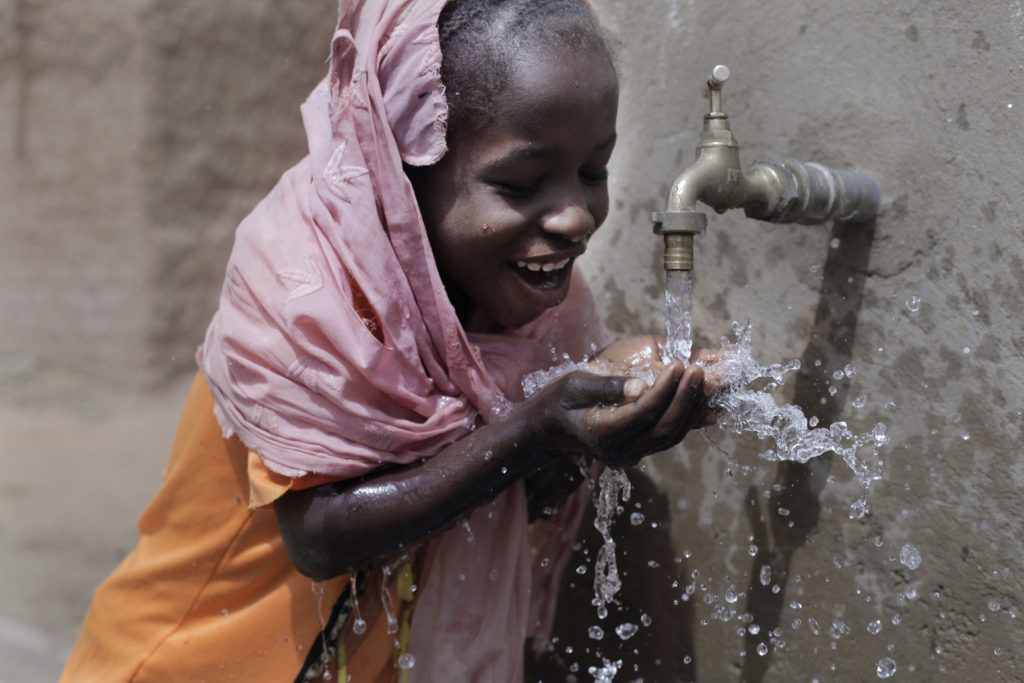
<box><xmin>0</xmin><ymin>376</ymin><xmax>193</xmax><ymax>683</ymax></box>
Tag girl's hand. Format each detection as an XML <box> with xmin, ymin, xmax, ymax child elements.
<box><xmin>595</xmin><ymin>334</ymin><xmax>725</xmax><ymax>420</ymax></box>
<box><xmin>522</xmin><ymin>355</ymin><xmax>710</xmax><ymax>469</ymax></box>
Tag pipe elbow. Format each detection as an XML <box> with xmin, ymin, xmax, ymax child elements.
<box><xmin>666</xmin><ymin>157</ymin><xmax>719</xmax><ymax>213</ymax></box>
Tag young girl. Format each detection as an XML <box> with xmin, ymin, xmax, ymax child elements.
<box><xmin>62</xmin><ymin>1</ymin><xmax>716</xmax><ymax>680</ymax></box>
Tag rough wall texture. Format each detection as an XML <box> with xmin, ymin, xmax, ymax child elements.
<box><xmin>577</xmin><ymin>0</ymin><xmax>1023</xmax><ymax>680</ymax></box>
<box><xmin>2</xmin><ymin>0</ymin><xmax>1022</xmax><ymax>681</ymax></box>
<box><xmin>1</xmin><ymin>0</ymin><xmax>334</xmax><ymax>404</ymax></box>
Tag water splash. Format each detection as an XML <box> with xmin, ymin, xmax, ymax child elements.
<box><xmin>708</xmin><ymin>321</ymin><xmax>889</xmax><ymax>489</ymax></box>
<box><xmin>591</xmin><ymin>467</ymin><xmax>631</xmax><ymax>620</ymax></box>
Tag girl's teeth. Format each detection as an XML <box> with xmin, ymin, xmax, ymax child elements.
<box><xmin>515</xmin><ymin>258</ymin><xmax>570</xmax><ymax>272</ymax></box>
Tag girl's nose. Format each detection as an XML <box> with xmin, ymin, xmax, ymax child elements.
<box><xmin>540</xmin><ymin>201</ymin><xmax>595</xmax><ymax>243</ymax></box>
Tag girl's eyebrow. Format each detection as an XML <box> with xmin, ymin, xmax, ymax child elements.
<box><xmin>488</xmin><ymin>132</ymin><xmax>618</xmax><ymax>167</ymax></box>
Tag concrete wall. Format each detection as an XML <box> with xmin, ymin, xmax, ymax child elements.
<box><xmin>581</xmin><ymin>0</ymin><xmax>1024</xmax><ymax>680</ymax></box>
<box><xmin>3</xmin><ymin>0</ymin><xmax>1022</xmax><ymax>681</ymax></box>
<box><xmin>1</xmin><ymin>0</ymin><xmax>335</xmax><ymax>404</ymax></box>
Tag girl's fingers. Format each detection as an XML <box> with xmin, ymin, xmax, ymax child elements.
<box><xmin>625</xmin><ymin>362</ymin><xmax>687</xmax><ymax>423</ymax></box>
<box><xmin>657</xmin><ymin>368</ymin><xmax>705</xmax><ymax>444</ymax></box>
<box><xmin>559</xmin><ymin>372</ymin><xmax>635</xmax><ymax>409</ymax></box>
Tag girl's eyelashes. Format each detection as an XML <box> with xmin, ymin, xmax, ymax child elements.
<box><xmin>489</xmin><ymin>167</ymin><xmax>608</xmax><ymax>198</ymax></box>
<box><xmin>490</xmin><ymin>178</ymin><xmax>543</xmax><ymax>198</ymax></box>
<box><xmin>580</xmin><ymin>167</ymin><xmax>609</xmax><ymax>186</ymax></box>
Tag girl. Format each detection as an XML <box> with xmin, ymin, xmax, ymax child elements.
<box><xmin>62</xmin><ymin>1</ymin><xmax>715</xmax><ymax>680</ymax></box>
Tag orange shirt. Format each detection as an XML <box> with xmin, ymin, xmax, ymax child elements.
<box><xmin>61</xmin><ymin>373</ymin><xmax>406</xmax><ymax>682</ymax></box>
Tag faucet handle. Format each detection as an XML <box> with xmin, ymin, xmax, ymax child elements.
<box><xmin>708</xmin><ymin>64</ymin><xmax>730</xmax><ymax>88</ymax></box>
<box><xmin>706</xmin><ymin>65</ymin><xmax>730</xmax><ymax>115</ymax></box>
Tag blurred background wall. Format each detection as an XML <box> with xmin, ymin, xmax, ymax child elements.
<box><xmin>2</xmin><ymin>0</ymin><xmax>1022</xmax><ymax>681</ymax></box>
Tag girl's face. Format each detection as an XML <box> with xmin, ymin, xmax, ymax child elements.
<box><xmin>411</xmin><ymin>43</ymin><xmax>619</xmax><ymax>330</ymax></box>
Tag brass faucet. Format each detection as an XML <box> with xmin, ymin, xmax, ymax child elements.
<box><xmin>652</xmin><ymin>65</ymin><xmax>880</xmax><ymax>272</ymax></box>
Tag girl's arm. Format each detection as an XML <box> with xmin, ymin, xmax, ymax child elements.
<box><xmin>275</xmin><ymin>363</ymin><xmax>708</xmax><ymax>580</ymax></box>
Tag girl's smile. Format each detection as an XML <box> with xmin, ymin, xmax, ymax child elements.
<box><xmin>410</xmin><ymin>40</ymin><xmax>619</xmax><ymax>330</ymax></box>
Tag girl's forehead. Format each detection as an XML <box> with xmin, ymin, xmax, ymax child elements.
<box><xmin>500</xmin><ymin>45</ymin><xmax>618</xmax><ymax>123</ymax></box>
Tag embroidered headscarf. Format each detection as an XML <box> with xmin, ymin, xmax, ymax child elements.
<box><xmin>197</xmin><ymin>0</ymin><xmax>607</xmax><ymax>678</ymax></box>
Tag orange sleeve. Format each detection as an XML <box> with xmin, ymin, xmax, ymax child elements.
<box><xmin>247</xmin><ymin>451</ymin><xmax>343</xmax><ymax>508</ymax></box>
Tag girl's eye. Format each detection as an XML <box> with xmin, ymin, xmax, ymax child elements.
<box><xmin>580</xmin><ymin>168</ymin><xmax>609</xmax><ymax>186</ymax></box>
<box><xmin>492</xmin><ymin>179</ymin><xmax>542</xmax><ymax>198</ymax></box>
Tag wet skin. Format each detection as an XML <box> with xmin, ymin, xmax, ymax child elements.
<box><xmin>276</xmin><ymin>43</ymin><xmax>715</xmax><ymax>579</ymax></box>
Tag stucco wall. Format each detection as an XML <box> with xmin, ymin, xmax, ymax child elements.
<box><xmin>581</xmin><ymin>0</ymin><xmax>1024</xmax><ymax>680</ymax></box>
<box><xmin>1</xmin><ymin>0</ymin><xmax>335</xmax><ymax>403</ymax></box>
<box><xmin>2</xmin><ymin>0</ymin><xmax>1022</xmax><ymax>681</ymax></box>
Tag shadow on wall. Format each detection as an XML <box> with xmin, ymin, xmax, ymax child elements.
<box><xmin>740</xmin><ymin>216</ymin><xmax>877</xmax><ymax>682</ymax></box>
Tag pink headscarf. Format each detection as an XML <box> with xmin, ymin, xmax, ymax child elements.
<box><xmin>197</xmin><ymin>0</ymin><xmax>606</xmax><ymax>678</ymax></box>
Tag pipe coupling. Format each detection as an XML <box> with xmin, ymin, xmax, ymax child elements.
<box><xmin>652</xmin><ymin>210</ymin><xmax>707</xmax><ymax>271</ymax></box>
<box><xmin>747</xmin><ymin>160</ymin><xmax>880</xmax><ymax>225</ymax></box>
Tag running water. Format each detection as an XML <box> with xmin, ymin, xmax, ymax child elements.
<box><xmin>663</xmin><ymin>270</ymin><xmax>694</xmax><ymax>363</ymax></box>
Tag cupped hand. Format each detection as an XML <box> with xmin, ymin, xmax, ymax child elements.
<box><xmin>594</xmin><ymin>335</ymin><xmax>725</xmax><ymax>406</ymax></box>
<box><xmin>523</xmin><ymin>360</ymin><xmax>709</xmax><ymax>469</ymax></box>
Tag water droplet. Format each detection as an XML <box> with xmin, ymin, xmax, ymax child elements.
<box><xmin>851</xmin><ymin>394</ymin><xmax>867</xmax><ymax>408</ymax></box>
<box><xmin>988</xmin><ymin>600</ymin><xmax>1001</xmax><ymax>612</ymax></box>
<box><xmin>891</xmin><ymin>613</ymin><xmax>901</xmax><ymax>625</ymax></box>
<box><xmin>849</xmin><ymin>498</ymin><xmax>869</xmax><ymax>519</ymax></box>
<box><xmin>748</xmin><ymin>544</ymin><xmax>758</xmax><ymax>556</ymax></box>
<box><xmin>220</xmin><ymin>608</ymin><xmax>229</xmax><ymax>616</ymax></box>
<box><xmin>725</xmin><ymin>586</ymin><xmax>739</xmax><ymax>603</ymax></box>
<box><xmin>830</xmin><ymin>237</ymin><xmax>841</xmax><ymax>249</ymax></box>
<box><xmin>576</xmin><ymin>564</ymin><xmax>587</xmax><ymax>575</ymax></box>
<box><xmin>899</xmin><ymin>544</ymin><xmax>922</xmax><ymax>570</ymax></box>
<box><xmin>760</xmin><ymin>565</ymin><xmax>772</xmax><ymax>586</ymax></box>
<box><xmin>757</xmin><ymin>642</ymin><xmax>769</xmax><ymax>656</ymax></box>
<box><xmin>630</xmin><ymin>511</ymin><xmax>645</xmax><ymax>526</ymax></box>
<box><xmin>844</xmin><ymin>363</ymin><xmax>856</xmax><ymax>377</ymax></box>
<box><xmin>867</xmin><ymin>619</ymin><xmax>883</xmax><ymax>635</ymax></box>
<box><xmin>808</xmin><ymin>618</ymin><xmax>821</xmax><ymax>635</ymax></box>
<box><xmin>588</xmin><ymin>625</ymin><xmax>605</xmax><ymax>640</ymax></box>
<box><xmin>352</xmin><ymin>617</ymin><xmax>367</xmax><ymax>635</ymax></box>
<box><xmin>905</xmin><ymin>295</ymin><xmax>921</xmax><ymax>312</ymax></box>
<box><xmin>876</xmin><ymin>657</ymin><xmax>897</xmax><ymax>678</ymax></box>
<box><xmin>963</xmin><ymin>346</ymin><xmax>971</xmax><ymax>354</ymax></box>
<box><xmin>641</xmin><ymin>613</ymin><xmax>652</xmax><ymax>627</ymax></box>
<box><xmin>397</xmin><ymin>653</ymin><xmax>416</xmax><ymax>670</ymax></box>
<box><xmin>615</xmin><ymin>622</ymin><xmax>639</xmax><ymax>640</ymax></box>
<box><xmin>748</xmin><ymin>623</ymin><xmax>761</xmax><ymax>635</ymax></box>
